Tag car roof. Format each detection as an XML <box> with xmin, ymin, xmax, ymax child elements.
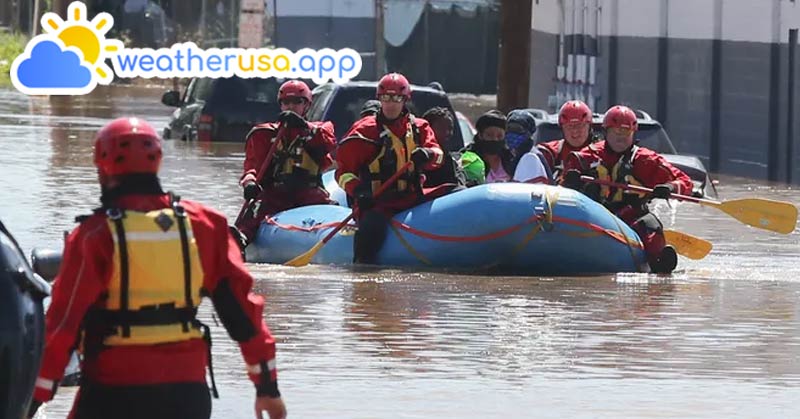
<box><xmin>314</xmin><ymin>81</ymin><xmax>449</xmax><ymax>97</ymax></box>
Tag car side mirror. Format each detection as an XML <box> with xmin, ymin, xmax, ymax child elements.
<box><xmin>31</xmin><ymin>248</ymin><xmax>62</xmax><ymax>282</ymax></box>
<box><xmin>161</xmin><ymin>90</ymin><xmax>181</xmax><ymax>107</ymax></box>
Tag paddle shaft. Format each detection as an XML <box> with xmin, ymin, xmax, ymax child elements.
<box><xmin>579</xmin><ymin>175</ymin><xmax>701</xmax><ymax>203</ymax></box>
<box><xmin>316</xmin><ymin>161</ymin><xmax>415</xmax><ymax>247</ymax></box>
<box><xmin>234</xmin><ymin>124</ymin><xmax>286</xmax><ymax>226</ymax></box>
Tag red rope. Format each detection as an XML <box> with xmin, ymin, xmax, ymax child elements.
<box><xmin>388</xmin><ymin>215</ymin><xmax>542</xmax><ymax>242</ymax></box>
<box><xmin>265</xmin><ymin>212</ymin><xmax>641</xmax><ymax>248</ymax></box>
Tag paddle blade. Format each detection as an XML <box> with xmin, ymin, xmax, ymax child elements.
<box><xmin>712</xmin><ymin>198</ymin><xmax>798</xmax><ymax>235</ymax></box>
<box><xmin>663</xmin><ymin>229</ymin><xmax>712</xmax><ymax>260</ymax></box>
<box><xmin>284</xmin><ymin>240</ymin><xmax>324</xmax><ymax>267</ymax></box>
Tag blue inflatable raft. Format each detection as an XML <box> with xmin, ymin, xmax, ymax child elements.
<box><xmin>245</xmin><ymin>172</ymin><xmax>649</xmax><ymax>275</ymax></box>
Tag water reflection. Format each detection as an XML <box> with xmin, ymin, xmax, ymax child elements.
<box><xmin>1</xmin><ymin>85</ymin><xmax>799</xmax><ymax>418</ymax></box>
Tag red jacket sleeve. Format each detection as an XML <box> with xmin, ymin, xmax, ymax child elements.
<box><xmin>241</xmin><ymin>127</ymin><xmax>277</xmax><ymax>185</ymax></box>
<box><xmin>335</xmin><ymin>134</ymin><xmax>378</xmax><ymax>196</ymax></box>
<box><xmin>34</xmin><ymin>216</ymin><xmax>113</xmax><ymax>402</ymax></box>
<box><xmin>416</xmin><ymin>119</ymin><xmax>444</xmax><ymax>171</ymax></box>
<box><xmin>188</xmin><ymin>202</ymin><xmax>279</xmax><ymax>395</ymax></box>
<box><xmin>632</xmin><ymin>150</ymin><xmax>694</xmax><ymax>195</ymax></box>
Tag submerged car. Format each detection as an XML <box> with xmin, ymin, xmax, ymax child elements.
<box><xmin>160</xmin><ymin>76</ymin><xmax>283</xmax><ymax>142</ymax></box>
<box><xmin>532</xmin><ymin>110</ymin><xmax>717</xmax><ymax>198</ymax></box>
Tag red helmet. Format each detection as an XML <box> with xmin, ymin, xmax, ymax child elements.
<box><xmin>377</xmin><ymin>73</ymin><xmax>411</xmax><ymax>99</ymax></box>
<box><xmin>278</xmin><ymin>80</ymin><xmax>312</xmax><ymax>102</ymax></box>
<box><xmin>558</xmin><ymin>100</ymin><xmax>592</xmax><ymax>125</ymax></box>
<box><xmin>603</xmin><ymin>105</ymin><xmax>638</xmax><ymax>131</ymax></box>
<box><xmin>93</xmin><ymin>117</ymin><xmax>162</xmax><ymax>178</ymax></box>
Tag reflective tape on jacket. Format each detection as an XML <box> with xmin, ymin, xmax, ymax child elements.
<box><xmin>364</xmin><ymin>118</ymin><xmax>419</xmax><ymax>194</ymax></box>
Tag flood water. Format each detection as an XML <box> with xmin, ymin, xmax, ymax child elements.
<box><xmin>1</xmin><ymin>86</ymin><xmax>799</xmax><ymax>418</ymax></box>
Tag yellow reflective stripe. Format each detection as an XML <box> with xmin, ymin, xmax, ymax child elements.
<box><xmin>35</xmin><ymin>377</ymin><xmax>55</xmax><ymax>391</ymax></box>
<box><xmin>111</xmin><ymin>231</ymin><xmax>194</xmax><ymax>242</ymax></box>
<box><xmin>338</xmin><ymin>173</ymin><xmax>359</xmax><ymax>190</ymax></box>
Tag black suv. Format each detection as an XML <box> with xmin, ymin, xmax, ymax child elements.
<box><xmin>160</xmin><ymin>76</ymin><xmax>283</xmax><ymax>142</ymax></box>
<box><xmin>530</xmin><ymin>109</ymin><xmax>717</xmax><ymax>198</ymax></box>
<box><xmin>306</xmin><ymin>81</ymin><xmax>466</xmax><ymax>151</ymax></box>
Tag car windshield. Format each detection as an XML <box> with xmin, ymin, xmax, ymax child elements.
<box><xmin>533</xmin><ymin>122</ymin><xmax>676</xmax><ymax>154</ymax></box>
<box><xmin>209</xmin><ymin>77</ymin><xmax>280</xmax><ymax>105</ymax></box>
<box><xmin>321</xmin><ymin>87</ymin><xmax>463</xmax><ymax>148</ymax></box>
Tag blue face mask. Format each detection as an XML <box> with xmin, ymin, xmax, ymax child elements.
<box><xmin>504</xmin><ymin>132</ymin><xmax>529</xmax><ymax>150</ymax></box>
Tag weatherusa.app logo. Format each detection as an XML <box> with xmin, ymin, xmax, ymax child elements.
<box><xmin>10</xmin><ymin>1</ymin><xmax>122</xmax><ymax>95</ymax></box>
<box><xmin>10</xmin><ymin>1</ymin><xmax>363</xmax><ymax>96</ymax></box>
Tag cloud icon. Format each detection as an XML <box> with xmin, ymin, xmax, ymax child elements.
<box><xmin>11</xmin><ymin>38</ymin><xmax>94</xmax><ymax>95</ymax></box>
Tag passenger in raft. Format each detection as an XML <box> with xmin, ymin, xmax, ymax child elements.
<box><xmin>538</xmin><ymin>100</ymin><xmax>599</xmax><ymax>180</ymax></box>
<box><xmin>507</xmin><ymin>109</ymin><xmax>552</xmax><ymax>184</ymax></box>
<box><xmin>461</xmin><ymin>110</ymin><xmax>516</xmax><ymax>183</ymax></box>
<box><xmin>235</xmin><ymin>80</ymin><xmax>337</xmax><ymax>248</ymax></box>
<box><xmin>336</xmin><ymin>72</ymin><xmax>444</xmax><ymax>264</ymax></box>
<box><xmin>420</xmin><ymin>107</ymin><xmax>468</xmax><ymax>191</ymax></box>
<box><xmin>28</xmin><ymin>117</ymin><xmax>286</xmax><ymax>419</ymax></box>
<box><xmin>562</xmin><ymin>105</ymin><xmax>693</xmax><ymax>274</ymax></box>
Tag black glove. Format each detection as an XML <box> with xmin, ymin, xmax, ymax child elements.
<box><xmin>243</xmin><ymin>181</ymin><xmax>261</xmax><ymax>201</ymax></box>
<box><xmin>562</xmin><ymin>170</ymin><xmax>584</xmax><ymax>190</ymax></box>
<box><xmin>354</xmin><ymin>186</ymin><xmax>374</xmax><ymax>212</ymax></box>
<box><xmin>28</xmin><ymin>400</ymin><xmax>42</xmax><ymax>419</ymax></box>
<box><xmin>278</xmin><ymin>110</ymin><xmax>308</xmax><ymax>129</ymax></box>
<box><xmin>411</xmin><ymin>147</ymin><xmax>432</xmax><ymax>169</ymax></box>
<box><xmin>651</xmin><ymin>183</ymin><xmax>674</xmax><ymax>199</ymax></box>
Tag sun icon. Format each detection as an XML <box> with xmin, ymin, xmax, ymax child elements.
<box><xmin>41</xmin><ymin>1</ymin><xmax>124</xmax><ymax>84</ymax></box>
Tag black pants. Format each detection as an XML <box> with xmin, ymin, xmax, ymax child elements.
<box><xmin>353</xmin><ymin>210</ymin><xmax>390</xmax><ymax>264</ymax></box>
<box><xmin>73</xmin><ymin>381</ymin><xmax>211</xmax><ymax>419</ymax></box>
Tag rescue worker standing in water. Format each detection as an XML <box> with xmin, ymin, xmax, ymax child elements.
<box><xmin>336</xmin><ymin>73</ymin><xmax>444</xmax><ymax>264</ymax></box>
<box><xmin>28</xmin><ymin>117</ymin><xmax>286</xmax><ymax>419</ymax></box>
<box><xmin>236</xmin><ymin>79</ymin><xmax>336</xmax><ymax>247</ymax></box>
<box><xmin>562</xmin><ymin>105</ymin><xmax>693</xmax><ymax>274</ymax></box>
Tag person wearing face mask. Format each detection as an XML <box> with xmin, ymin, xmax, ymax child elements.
<box><xmin>507</xmin><ymin>109</ymin><xmax>552</xmax><ymax>184</ymax></box>
<box><xmin>335</xmin><ymin>73</ymin><xmax>444</xmax><ymax>264</ymax></box>
<box><xmin>561</xmin><ymin>105</ymin><xmax>693</xmax><ymax>274</ymax></box>
<box><xmin>462</xmin><ymin>110</ymin><xmax>516</xmax><ymax>183</ymax></box>
<box><xmin>538</xmin><ymin>100</ymin><xmax>598</xmax><ymax>180</ymax></box>
<box><xmin>234</xmin><ymin>80</ymin><xmax>337</xmax><ymax>249</ymax></box>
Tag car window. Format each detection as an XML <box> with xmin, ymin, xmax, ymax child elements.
<box><xmin>307</xmin><ymin>85</ymin><xmax>334</xmax><ymax>122</ymax></box>
<box><xmin>533</xmin><ymin>123</ymin><xmax>565</xmax><ymax>144</ymax></box>
<box><xmin>458</xmin><ymin>117</ymin><xmax>475</xmax><ymax>145</ymax></box>
<box><xmin>208</xmin><ymin>77</ymin><xmax>279</xmax><ymax>106</ymax></box>
<box><xmin>632</xmin><ymin>125</ymin><xmax>677</xmax><ymax>154</ymax></box>
<box><xmin>185</xmin><ymin>78</ymin><xmax>214</xmax><ymax>104</ymax></box>
<box><xmin>323</xmin><ymin>87</ymin><xmax>460</xmax><ymax>143</ymax></box>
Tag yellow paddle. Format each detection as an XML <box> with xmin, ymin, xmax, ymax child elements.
<box><xmin>581</xmin><ymin>176</ymin><xmax>798</xmax><ymax>235</ymax></box>
<box><xmin>663</xmin><ymin>229</ymin><xmax>712</xmax><ymax>260</ymax></box>
<box><xmin>285</xmin><ymin>161</ymin><xmax>414</xmax><ymax>267</ymax></box>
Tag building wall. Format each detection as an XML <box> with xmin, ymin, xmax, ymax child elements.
<box><xmin>274</xmin><ymin>0</ymin><xmax>376</xmax><ymax>79</ymax></box>
<box><xmin>530</xmin><ymin>0</ymin><xmax>800</xmax><ymax>182</ymax></box>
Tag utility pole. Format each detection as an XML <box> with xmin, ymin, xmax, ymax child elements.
<box><xmin>375</xmin><ymin>0</ymin><xmax>386</xmax><ymax>78</ymax></box>
<box><xmin>497</xmin><ymin>0</ymin><xmax>532</xmax><ymax>113</ymax></box>
<box><xmin>52</xmin><ymin>0</ymin><xmax>68</xmax><ymax>18</ymax></box>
